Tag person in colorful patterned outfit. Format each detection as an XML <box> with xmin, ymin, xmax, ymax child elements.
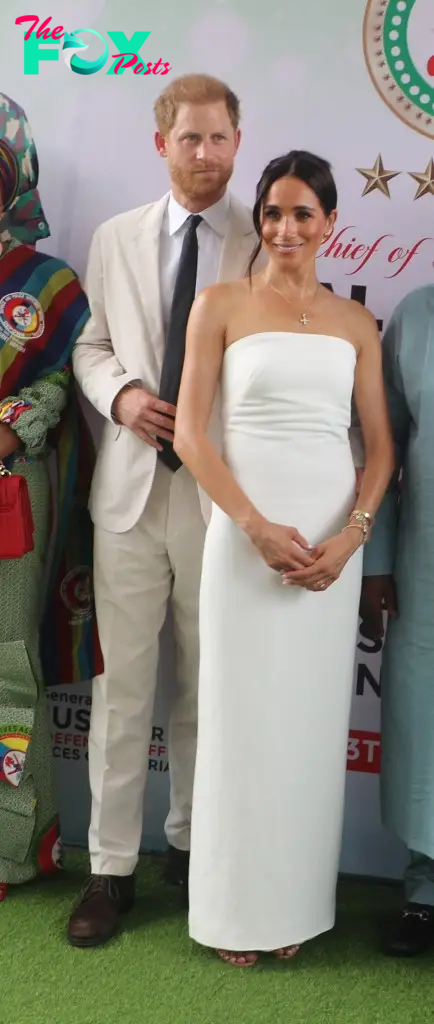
<box><xmin>0</xmin><ymin>92</ymin><xmax>98</xmax><ymax>899</ymax></box>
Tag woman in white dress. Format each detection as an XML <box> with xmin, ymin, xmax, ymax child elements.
<box><xmin>174</xmin><ymin>151</ymin><xmax>394</xmax><ymax>967</ymax></box>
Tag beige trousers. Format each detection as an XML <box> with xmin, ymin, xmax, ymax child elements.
<box><xmin>88</xmin><ymin>461</ymin><xmax>205</xmax><ymax>876</ymax></box>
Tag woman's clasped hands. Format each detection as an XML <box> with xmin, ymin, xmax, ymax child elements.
<box><xmin>249</xmin><ymin>518</ymin><xmax>363</xmax><ymax>593</ymax></box>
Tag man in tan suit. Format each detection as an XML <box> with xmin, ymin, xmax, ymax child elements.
<box><xmin>68</xmin><ymin>73</ymin><xmax>264</xmax><ymax>947</ymax></box>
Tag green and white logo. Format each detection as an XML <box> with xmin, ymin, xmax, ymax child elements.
<box><xmin>364</xmin><ymin>0</ymin><xmax>434</xmax><ymax>138</ymax></box>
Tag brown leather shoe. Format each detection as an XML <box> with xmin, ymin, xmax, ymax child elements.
<box><xmin>67</xmin><ymin>874</ymin><xmax>135</xmax><ymax>948</ymax></box>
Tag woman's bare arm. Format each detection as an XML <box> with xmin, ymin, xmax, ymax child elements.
<box><xmin>351</xmin><ymin>305</ymin><xmax>395</xmax><ymax>517</ymax></box>
<box><xmin>174</xmin><ymin>285</ymin><xmax>260</xmax><ymax>535</ymax></box>
<box><xmin>282</xmin><ymin>304</ymin><xmax>395</xmax><ymax>588</ymax></box>
<box><xmin>174</xmin><ymin>286</ymin><xmax>313</xmax><ymax>571</ymax></box>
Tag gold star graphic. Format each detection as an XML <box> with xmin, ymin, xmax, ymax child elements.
<box><xmin>356</xmin><ymin>154</ymin><xmax>400</xmax><ymax>198</ymax></box>
<box><xmin>409</xmin><ymin>158</ymin><xmax>434</xmax><ymax>200</ymax></box>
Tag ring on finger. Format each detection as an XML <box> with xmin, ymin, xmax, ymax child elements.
<box><xmin>318</xmin><ymin>575</ymin><xmax>336</xmax><ymax>590</ymax></box>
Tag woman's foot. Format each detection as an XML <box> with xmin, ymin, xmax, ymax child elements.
<box><xmin>216</xmin><ymin>949</ymin><xmax>258</xmax><ymax>967</ymax></box>
<box><xmin>273</xmin><ymin>944</ymin><xmax>300</xmax><ymax>960</ymax></box>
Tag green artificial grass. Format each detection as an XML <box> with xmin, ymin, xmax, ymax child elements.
<box><xmin>1</xmin><ymin>852</ymin><xmax>432</xmax><ymax>1024</ymax></box>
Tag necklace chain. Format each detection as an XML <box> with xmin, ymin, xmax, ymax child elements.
<box><xmin>268</xmin><ymin>282</ymin><xmax>320</xmax><ymax>326</ymax></box>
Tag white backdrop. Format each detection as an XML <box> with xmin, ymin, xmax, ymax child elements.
<box><xmin>3</xmin><ymin>0</ymin><xmax>433</xmax><ymax>877</ymax></box>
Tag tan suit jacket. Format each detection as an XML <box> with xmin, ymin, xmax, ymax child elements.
<box><xmin>73</xmin><ymin>191</ymin><xmax>265</xmax><ymax>531</ymax></box>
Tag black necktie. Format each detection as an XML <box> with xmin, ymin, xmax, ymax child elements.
<box><xmin>158</xmin><ymin>213</ymin><xmax>203</xmax><ymax>471</ymax></box>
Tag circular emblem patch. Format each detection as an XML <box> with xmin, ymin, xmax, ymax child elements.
<box><xmin>364</xmin><ymin>0</ymin><xmax>434</xmax><ymax>138</ymax></box>
<box><xmin>0</xmin><ymin>732</ymin><xmax>30</xmax><ymax>788</ymax></box>
<box><xmin>0</xmin><ymin>291</ymin><xmax>45</xmax><ymax>346</ymax></box>
<box><xmin>60</xmin><ymin>565</ymin><xmax>92</xmax><ymax>623</ymax></box>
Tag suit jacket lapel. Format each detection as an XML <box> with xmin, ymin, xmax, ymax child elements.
<box><xmin>133</xmin><ymin>193</ymin><xmax>261</xmax><ymax>368</ymax></box>
<box><xmin>134</xmin><ymin>193</ymin><xmax>169</xmax><ymax>366</ymax></box>
<box><xmin>218</xmin><ymin>195</ymin><xmax>258</xmax><ymax>282</ymax></box>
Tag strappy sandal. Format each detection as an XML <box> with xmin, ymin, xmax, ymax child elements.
<box><xmin>273</xmin><ymin>944</ymin><xmax>300</xmax><ymax>960</ymax></box>
<box><xmin>216</xmin><ymin>949</ymin><xmax>258</xmax><ymax>967</ymax></box>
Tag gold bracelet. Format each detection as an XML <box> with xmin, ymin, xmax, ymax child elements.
<box><xmin>342</xmin><ymin>509</ymin><xmax>373</xmax><ymax>544</ymax></box>
<box><xmin>352</xmin><ymin>508</ymin><xmax>374</xmax><ymax>524</ymax></box>
<box><xmin>342</xmin><ymin>523</ymin><xmax>367</xmax><ymax>545</ymax></box>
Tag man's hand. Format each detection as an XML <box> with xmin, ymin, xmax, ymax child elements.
<box><xmin>112</xmin><ymin>386</ymin><xmax>177</xmax><ymax>451</ymax></box>
<box><xmin>359</xmin><ymin>574</ymin><xmax>398</xmax><ymax>641</ymax></box>
<box><xmin>0</xmin><ymin>422</ymin><xmax>21</xmax><ymax>459</ymax></box>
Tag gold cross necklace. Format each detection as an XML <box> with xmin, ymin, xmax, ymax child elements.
<box><xmin>268</xmin><ymin>281</ymin><xmax>321</xmax><ymax>326</ymax></box>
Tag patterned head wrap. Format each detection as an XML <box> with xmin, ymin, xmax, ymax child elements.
<box><xmin>0</xmin><ymin>91</ymin><xmax>50</xmax><ymax>245</ymax></box>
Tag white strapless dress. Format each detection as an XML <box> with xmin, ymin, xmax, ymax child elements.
<box><xmin>188</xmin><ymin>332</ymin><xmax>363</xmax><ymax>952</ymax></box>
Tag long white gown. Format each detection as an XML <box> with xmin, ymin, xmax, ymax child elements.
<box><xmin>188</xmin><ymin>332</ymin><xmax>363</xmax><ymax>952</ymax></box>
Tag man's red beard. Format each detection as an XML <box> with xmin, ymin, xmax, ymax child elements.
<box><xmin>169</xmin><ymin>162</ymin><xmax>233</xmax><ymax>197</ymax></box>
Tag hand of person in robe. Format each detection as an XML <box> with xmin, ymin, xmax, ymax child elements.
<box><xmin>112</xmin><ymin>385</ymin><xmax>177</xmax><ymax>450</ymax></box>
<box><xmin>358</xmin><ymin>575</ymin><xmax>398</xmax><ymax>640</ymax></box>
<box><xmin>250</xmin><ymin>521</ymin><xmax>315</xmax><ymax>572</ymax></box>
<box><xmin>280</xmin><ymin>528</ymin><xmax>362</xmax><ymax>591</ymax></box>
<box><xmin>0</xmin><ymin>422</ymin><xmax>21</xmax><ymax>459</ymax></box>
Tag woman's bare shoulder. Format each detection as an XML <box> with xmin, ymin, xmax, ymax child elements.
<box><xmin>348</xmin><ymin>303</ymin><xmax>381</xmax><ymax>356</ymax></box>
<box><xmin>331</xmin><ymin>293</ymin><xmax>378</xmax><ymax>331</ymax></box>
<box><xmin>192</xmin><ymin>278</ymin><xmax>251</xmax><ymax>317</ymax></box>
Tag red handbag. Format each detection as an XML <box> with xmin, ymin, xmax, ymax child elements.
<box><xmin>0</xmin><ymin>459</ymin><xmax>34</xmax><ymax>559</ymax></box>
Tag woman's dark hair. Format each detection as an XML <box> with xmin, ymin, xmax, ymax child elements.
<box><xmin>247</xmin><ymin>150</ymin><xmax>337</xmax><ymax>278</ymax></box>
